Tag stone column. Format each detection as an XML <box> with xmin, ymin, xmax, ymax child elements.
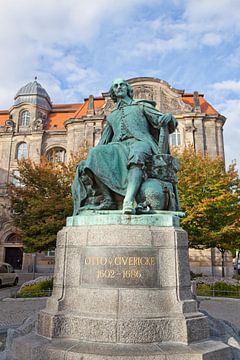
<box><xmin>193</xmin><ymin>116</ymin><xmax>205</xmax><ymax>153</ymax></box>
<box><xmin>28</xmin><ymin>132</ymin><xmax>44</xmax><ymax>163</ymax></box>
<box><xmin>216</xmin><ymin>121</ymin><xmax>225</xmax><ymax>158</ymax></box>
<box><xmin>183</xmin><ymin>116</ymin><xmax>195</xmax><ymax>147</ymax></box>
<box><xmin>0</xmin><ymin>245</ymin><xmax>5</xmax><ymax>262</ymax></box>
<box><xmin>204</xmin><ymin>118</ymin><xmax>218</xmax><ymax>158</ymax></box>
<box><xmin>0</xmin><ymin>134</ymin><xmax>14</xmax><ymax>185</ymax></box>
<box><xmin>65</xmin><ymin>120</ymin><xmax>86</xmax><ymax>161</ymax></box>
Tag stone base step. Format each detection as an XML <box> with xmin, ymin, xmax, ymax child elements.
<box><xmin>12</xmin><ymin>333</ymin><xmax>231</xmax><ymax>360</ymax></box>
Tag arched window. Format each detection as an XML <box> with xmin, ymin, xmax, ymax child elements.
<box><xmin>16</xmin><ymin>142</ymin><xmax>28</xmax><ymax>160</ymax></box>
<box><xmin>169</xmin><ymin>128</ymin><xmax>181</xmax><ymax>147</ymax></box>
<box><xmin>5</xmin><ymin>234</ymin><xmax>22</xmax><ymax>244</ymax></box>
<box><xmin>19</xmin><ymin>110</ymin><xmax>30</xmax><ymax>127</ymax></box>
<box><xmin>47</xmin><ymin>147</ymin><xmax>66</xmax><ymax>163</ymax></box>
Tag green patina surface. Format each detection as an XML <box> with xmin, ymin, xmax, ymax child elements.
<box><xmin>72</xmin><ymin>79</ymin><xmax>179</xmax><ymax>216</ymax></box>
<box><xmin>67</xmin><ymin>211</ymin><xmax>184</xmax><ymax>227</ymax></box>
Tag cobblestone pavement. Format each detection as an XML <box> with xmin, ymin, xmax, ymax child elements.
<box><xmin>0</xmin><ymin>273</ymin><xmax>51</xmax><ymax>333</ymax></box>
<box><xmin>0</xmin><ymin>296</ymin><xmax>239</xmax><ymax>334</ymax></box>
<box><xmin>0</xmin><ymin>286</ymin><xmax>20</xmax><ymax>301</ymax></box>
<box><xmin>199</xmin><ymin>297</ymin><xmax>240</xmax><ymax>327</ymax></box>
<box><xmin>0</xmin><ymin>298</ymin><xmax>47</xmax><ymax>333</ymax></box>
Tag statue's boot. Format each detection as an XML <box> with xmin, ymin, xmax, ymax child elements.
<box><xmin>123</xmin><ymin>166</ymin><xmax>143</xmax><ymax>215</ymax></box>
<box><xmin>95</xmin><ymin>178</ymin><xmax>117</xmax><ymax>210</ymax></box>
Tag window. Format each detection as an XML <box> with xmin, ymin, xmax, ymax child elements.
<box><xmin>5</xmin><ymin>234</ymin><xmax>22</xmax><ymax>244</ymax></box>
<box><xmin>16</xmin><ymin>142</ymin><xmax>28</xmax><ymax>160</ymax></box>
<box><xmin>19</xmin><ymin>110</ymin><xmax>30</xmax><ymax>127</ymax></box>
<box><xmin>45</xmin><ymin>250</ymin><xmax>55</xmax><ymax>257</ymax></box>
<box><xmin>169</xmin><ymin>128</ymin><xmax>181</xmax><ymax>147</ymax></box>
<box><xmin>7</xmin><ymin>264</ymin><xmax>14</xmax><ymax>273</ymax></box>
<box><xmin>47</xmin><ymin>147</ymin><xmax>66</xmax><ymax>163</ymax></box>
<box><xmin>0</xmin><ymin>264</ymin><xmax>8</xmax><ymax>273</ymax></box>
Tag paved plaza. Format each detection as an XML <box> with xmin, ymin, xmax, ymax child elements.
<box><xmin>0</xmin><ymin>298</ymin><xmax>46</xmax><ymax>334</ymax></box>
<box><xmin>0</xmin><ymin>273</ymin><xmax>239</xmax><ymax>356</ymax></box>
<box><xmin>199</xmin><ymin>297</ymin><xmax>240</xmax><ymax>327</ymax></box>
<box><xmin>0</xmin><ymin>285</ymin><xmax>239</xmax><ymax>359</ymax></box>
<box><xmin>0</xmin><ymin>294</ymin><xmax>239</xmax><ymax>334</ymax></box>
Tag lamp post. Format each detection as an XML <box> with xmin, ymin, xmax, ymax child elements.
<box><xmin>32</xmin><ymin>253</ymin><xmax>36</xmax><ymax>280</ymax></box>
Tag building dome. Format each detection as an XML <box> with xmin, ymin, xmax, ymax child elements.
<box><xmin>14</xmin><ymin>80</ymin><xmax>52</xmax><ymax>110</ymax></box>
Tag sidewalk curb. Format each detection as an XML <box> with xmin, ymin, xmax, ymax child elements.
<box><xmin>2</xmin><ymin>297</ymin><xmax>48</xmax><ymax>302</ymax></box>
<box><xmin>198</xmin><ymin>296</ymin><xmax>240</xmax><ymax>302</ymax></box>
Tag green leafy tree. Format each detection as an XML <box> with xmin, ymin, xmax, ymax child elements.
<box><xmin>176</xmin><ymin>147</ymin><xmax>240</xmax><ymax>276</ymax></box>
<box><xmin>9</xmin><ymin>151</ymin><xmax>86</xmax><ymax>252</ymax></box>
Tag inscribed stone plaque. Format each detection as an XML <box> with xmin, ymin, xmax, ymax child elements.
<box><xmin>81</xmin><ymin>247</ymin><xmax>159</xmax><ymax>288</ymax></box>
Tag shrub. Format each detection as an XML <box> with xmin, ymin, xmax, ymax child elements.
<box><xmin>195</xmin><ymin>277</ymin><xmax>240</xmax><ymax>298</ymax></box>
<box><xmin>17</xmin><ymin>278</ymin><xmax>53</xmax><ymax>298</ymax></box>
<box><xmin>190</xmin><ymin>271</ymin><xmax>203</xmax><ymax>279</ymax></box>
<box><xmin>196</xmin><ymin>283</ymin><xmax>212</xmax><ymax>296</ymax></box>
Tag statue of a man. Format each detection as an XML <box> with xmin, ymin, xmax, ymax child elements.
<box><xmin>72</xmin><ymin>79</ymin><xmax>177</xmax><ymax>215</ymax></box>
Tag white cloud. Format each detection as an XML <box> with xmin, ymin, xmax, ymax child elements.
<box><xmin>0</xmin><ymin>0</ymin><xmax>149</xmax><ymax>45</ymax></box>
<box><xmin>216</xmin><ymin>99</ymin><xmax>240</xmax><ymax>171</ymax></box>
<box><xmin>135</xmin><ymin>33</ymin><xmax>189</xmax><ymax>55</ymax></box>
<box><xmin>202</xmin><ymin>33</ymin><xmax>222</xmax><ymax>46</ymax></box>
<box><xmin>183</xmin><ymin>0</ymin><xmax>240</xmax><ymax>33</ymax></box>
<box><xmin>131</xmin><ymin>0</ymin><xmax>240</xmax><ymax>58</ymax></box>
<box><xmin>210</xmin><ymin>80</ymin><xmax>240</xmax><ymax>93</ymax></box>
<box><xmin>0</xmin><ymin>0</ymin><xmax>154</xmax><ymax>108</ymax></box>
<box><xmin>6</xmin><ymin>0</ymin><xmax>240</xmax><ymax>109</ymax></box>
<box><xmin>228</xmin><ymin>47</ymin><xmax>240</xmax><ymax>67</ymax></box>
<box><xmin>205</xmin><ymin>78</ymin><xmax>240</xmax><ymax>171</ymax></box>
<box><xmin>0</xmin><ymin>0</ymin><xmax>239</xmax><ymax>177</ymax></box>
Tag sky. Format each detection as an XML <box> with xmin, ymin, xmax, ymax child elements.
<box><xmin>0</xmin><ymin>0</ymin><xmax>239</xmax><ymax>170</ymax></box>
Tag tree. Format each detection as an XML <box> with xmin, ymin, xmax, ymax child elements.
<box><xmin>9</xmin><ymin>151</ymin><xmax>86</xmax><ymax>252</ymax></box>
<box><xmin>176</xmin><ymin>147</ymin><xmax>240</xmax><ymax>276</ymax></box>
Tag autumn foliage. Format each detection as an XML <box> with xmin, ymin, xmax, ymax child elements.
<box><xmin>176</xmin><ymin>147</ymin><xmax>240</xmax><ymax>254</ymax></box>
<box><xmin>9</xmin><ymin>151</ymin><xmax>86</xmax><ymax>252</ymax></box>
<box><xmin>10</xmin><ymin>146</ymin><xmax>240</xmax><ymax>260</ymax></box>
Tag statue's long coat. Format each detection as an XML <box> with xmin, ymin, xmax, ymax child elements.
<box><xmin>72</xmin><ymin>99</ymin><xmax>177</xmax><ymax>215</ymax></box>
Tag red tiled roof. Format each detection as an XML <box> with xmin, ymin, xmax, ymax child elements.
<box><xmin>52</xmin><ymin>103</ymin><xmax>82</xmax><ymax>111</ymax></box>
<box><xmin>48</xmin><ymin>112</ymin><xmax>73</xmax><ymax>130</ymax></box>
<box><xmin>74</xmin><ymin>101</ymin><xmax>88</xmax><ymax>118</ymax></box>
<box><xmin>0</xmin><ymin>94</ymin><xmax>219</xmax><ymax>131</ymax></box>
<box><xmin>47</xmin><ymin>103</ymin><xmax>83</xmax><ymax>130</ymax></box>
<box><xmin>73</xmin><ymin>98</ymin><xmax>105</xmax><ymax>118</ymax></box>
<box><xmin>94</xmin><ymin>98</ymin><xmax>106</xmax><ymax>111</ymax></box>
<box><xmin>182</xmin><ymin>95</ymin><xmax>218</xmax><ymax>115</ymax></box>
<box><xmin>0</xmin><ymin>111</ymin><xmax>9</xmax><ymax>126</ymax></box>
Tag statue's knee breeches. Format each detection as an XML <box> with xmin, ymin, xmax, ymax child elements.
<box><xmin>128</xmin><ymin>141</ymin><xmax>152</xmax><ymax>167</ymax></box>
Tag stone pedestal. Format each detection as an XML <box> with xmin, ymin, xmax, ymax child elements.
<box><xmin>11</xmin><ymin>212</ymin><xmax>230</xmax><ymax>359</ymax></box>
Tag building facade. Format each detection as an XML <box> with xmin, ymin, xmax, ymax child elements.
<box><xmin>0</xmin><ymin>77</ymin><xmax>227</xmax><ymax>274</ymax></box>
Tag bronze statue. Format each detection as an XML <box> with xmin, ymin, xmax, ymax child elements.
<box><xmin>72</xmin><ymin>79</ymin><xmax>180</xmax><ymax>215</ymax></box>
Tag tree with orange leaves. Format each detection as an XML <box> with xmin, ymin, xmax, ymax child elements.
<box><xmin>9</xmin><ymin>150</ymin><xmax>87</xmax><ymax>252</ymax></box>
<box><xmin>176</xmin><ymin>147</ymin><xmax>240</xmax><ymax>276</ymax></box>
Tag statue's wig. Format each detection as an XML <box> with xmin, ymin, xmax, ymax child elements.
<box><xmin>109</xmin><ymin>80</ymin><xmax>134</xmax><ymax>102</ymax></box>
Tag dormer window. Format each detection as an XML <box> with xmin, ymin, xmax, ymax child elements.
<box><xmin>19</xmin><ymin>110</ymin><xmax>30</xmax><ymax>127</ymax></box>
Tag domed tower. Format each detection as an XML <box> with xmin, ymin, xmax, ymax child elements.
<box><xmin>10</xmin><ymin>79</ymin><xmax>52</xmax><ymax>132</ymax></box>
